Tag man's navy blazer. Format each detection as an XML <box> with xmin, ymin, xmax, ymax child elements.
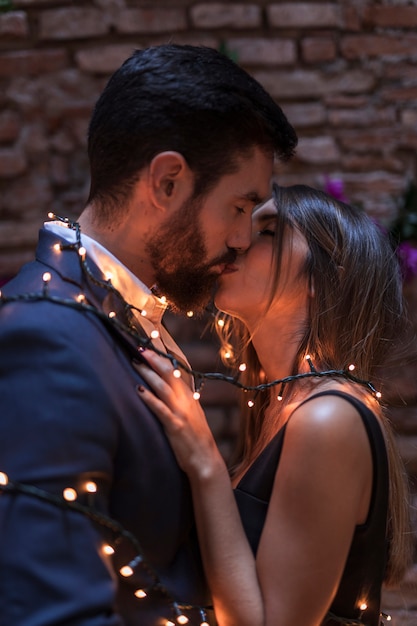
<box><xmin>0</xmin><ymin>228</ymin><xmax>211</xmax><ymax>625</ymax></box>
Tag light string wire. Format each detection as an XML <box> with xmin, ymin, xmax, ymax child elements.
<box><xmin>0</xmin><ymin>475</ymin><xmax>211</xmax><ymax>624</ymax></box>
<box><xmin>0</xmin><ymin>214</ymin><xmax>382</xmax><ymax>402</ymax></box>
<box><xmin>0</xmin><ymin>214</ymin><xmax>385</xmax><ymax>625</ymax></box>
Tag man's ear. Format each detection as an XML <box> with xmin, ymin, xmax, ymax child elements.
<box><xmin>148</xmin><ymin>151</ymin><xmax>194</xmax><ymax>212</ymax></box>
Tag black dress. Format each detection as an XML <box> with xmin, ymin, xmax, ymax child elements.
<box><xmin>234</xmin><ymin>391</ymin><xmax>389</xmax><ymax>626</ymax></box>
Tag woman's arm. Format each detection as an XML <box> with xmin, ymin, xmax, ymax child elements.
<box><xmin>137</xmin><ymin>352</ymin><xmax>372</xmax><ymax>626</ymax></box>
<box><xmin>256</xmin><ymin>394</ymin><xmax>373</xmax><ymax>626</ymax></box>
<box><xmin>136</xmin><ymin>350</ymin><xmax>264</xmax><ymax>626</ymax></box>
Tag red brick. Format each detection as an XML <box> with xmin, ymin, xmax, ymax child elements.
<box><xmin>324</xmin><ymin>95</ymin><xmax>370</xmax><ymax>108</ymax></box>
<box><xmin>401</xmin><ymin>109</ymin><xmax>417</xmax><ymax>128</ymax></box>
<box><xmin>341</xmin><ymin>35</ymin><xmax>417</xmax><ymax>60</ymax></box>
<box><xmin>295</xmin><ymin>136</ymin><xmax>340</xmax><ymax>164</ymax></box>
<box><xmin>398</xmin><ymin>129</ymin><xmax>417</xmax><ymax>151</ymax></box>
<box><xmin>328</xmin><ymin>107</ymin><xmax>395</xmax><ymax>128</ymax></box>
<box><xmin>0</xmin><ymin>111</ymin><xmax>21</xmax><ymax>143</ymax></box>
<box><xmin>363</xmin><ymin>6</ymin><xmax>417</xmax><ymax>29</ymax></box>
<box><xmin>13</xmin><ymin>0</ymin><xmax>57</xmax><ymax>5</ymax></box>
<box><xmin>76</xmin><ymin>45</ymin><xmax>140</xmax><ymax>74</ymax></box>
<box><xmin>341</xmin><ymin>5</ymin><xmax>361</xmax><ymax>32</ymax></box>
<box><xmin>253</xmin><ymin>69</ymin><xmax>375</xmax><ymax>99</ymax></box>
<box><xmin>301</xmin><ymin>37</ymin><xmax>337</xmax><ymax>63</ymax></box>
<box><xmin>39</xmin><ymin>8</ymin><xmax>110</xmax><ymax>40</ymax></box>
<box><xmin>0</xmin><ymin>219</ymin><xmax>41</xmax><ymax>247</ymax></box>
<box><xmin>0</xmin><ymin>49</ymin><xmax>68</xmax><ymax>77</ymax></box>
<box><xmin>50</xmin><ymin>154</ymin><xmax>69</xmax><ymax>187</ymax></box>
<box><xmin>1</xmin><ymin>172</ymin><xmax>52</xmax><ymax>215</ymax></box>
<box><xmin>0</xmin><ymin>11</ymin><xmax>29</xmax><ymax>38</ymax></box>
<box><xmin>0</xmin><ymin>148</ymin><xmax>27</xmax><ymax>178</ymax></box>
<box><xmin>115</xmin><ymin>8</ymin><xmax>186</xmax><ymax>34</ymax></box>
<box><xmin>345</xmin><ymin>172</ymin><xmax>405</xmax><ymax>196</ymax></box>
<box><xmin>267</xmin><ymin>3</ymin><xmax>340</xmax><ymax>28</ymax></box>
<box><xmin>339</xmin><ymin>128</ymin><xmax>401</xmax><ymax>153</ymax></box>
<box><xmin>21</xmin><ymin>124</ymin><xmax>49</xmax><ymax>155</ymax></box>
<box><xmin>225</xmin><ymin>37</ymin><xmax>295</xmax><ymax>66</ymax></box>
<box><xmin>0</xmin><ymin>250</ymin><xmax>35</xmax><ymax>278</ymax></box>
<box><xmin>284</xmin><ymin>102</ymin><xmax>326</xmax><ymax>128</ymax></box>
<box><xmin>381</xmin><ymin>86</ymin><xmax>417</xmax><ymax>103</ymax></box>
<box><xmin>384</xmin><ymin>63</ymin><xmax>417</xmax><ymax>81</ymax></box>
<box><xmin>341</xmin><ymin>154</ymin><xmax>404</xmax><ymax>174</ymax></box>
<box><xmin>191</xmin><ymin>3</ymin><xmax>261</xmax><ymax>29</ymax></box>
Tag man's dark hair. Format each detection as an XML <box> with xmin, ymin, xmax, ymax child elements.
<box><xmin>87</xmin><ymin>44</ymin><xmax>297</xmax><ymax>219</ymax></box>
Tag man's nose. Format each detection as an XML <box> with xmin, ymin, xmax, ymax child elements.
<box><xmin>227</xmin><ymin>222</ymin><xmax>252</xmax><ymax>253</ymax></box>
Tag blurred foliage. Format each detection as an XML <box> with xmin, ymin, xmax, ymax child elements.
<box><xmin>0</xmin><ymin>0</ymin><xmax>14</xmax><ymax>13</ymax></box>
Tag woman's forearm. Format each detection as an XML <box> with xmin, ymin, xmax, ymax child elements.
<box><xmin>187</xmin><ymin>459</ymin><xmax>264</xmax><ymax>626</ymax></box>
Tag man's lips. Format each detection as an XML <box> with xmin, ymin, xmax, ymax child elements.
<box><xmin>219</xmin><ymin>263</ymin><xmax>239</xmax><ymax>275</ymax></box>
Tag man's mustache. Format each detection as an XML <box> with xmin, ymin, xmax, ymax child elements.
<box><xmin>207</xmin><ymin>250</ymin><xmax>237</xmax><ymax>269</ymax></box>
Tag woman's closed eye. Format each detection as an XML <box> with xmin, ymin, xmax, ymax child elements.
<box><xmin>258</xmin><ymin>228</ymin><xmax>275</xmax><ymax>237</ymax></box>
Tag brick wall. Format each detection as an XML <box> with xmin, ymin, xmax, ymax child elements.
<box><xmin>1</xmin><ymin>1</ymin><xmax>417</xmax><ymax>623</ymax></box>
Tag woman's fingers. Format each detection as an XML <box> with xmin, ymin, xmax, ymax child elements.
<box><xmin>137</xmin><ymin>383</ymin><xmax>180</xmax><ymax>430</ymax></box>
<box><xmin>139</xmin><ymin>349</ymin><xmax>183</xmax><ymax>380</ymax></box>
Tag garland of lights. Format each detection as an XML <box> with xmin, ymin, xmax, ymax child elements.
<box><xmin>0</xmin><ymin>214</ymin><xmax>389</xmax><ymax>626</ymax></box>
<box><xmin>0</xmin><ymin>213</ymin><xmax>382</xmax><ymax>403</ymax></box>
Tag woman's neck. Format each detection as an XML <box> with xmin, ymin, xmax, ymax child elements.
<box><xmin>248</xmin><ymin>313</ymin><xmax>306</xmax><ymax>383</ymax></box>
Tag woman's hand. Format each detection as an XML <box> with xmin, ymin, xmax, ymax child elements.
<box><xmin>136</xmin><ymin>349</ymin><xmax>224</xmax><ymax>479</ymax></box>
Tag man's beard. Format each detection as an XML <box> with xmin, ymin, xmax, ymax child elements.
<box><xmin>146</xmin><ymin>196</ymin><xmax>236</xmax><ymax>314</ymax></box>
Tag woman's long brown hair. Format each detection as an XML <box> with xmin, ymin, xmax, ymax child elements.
<box><xmin>216</xmin><ymin>183</ymin><xmax>412</xmax><ymax>586</ymax></box>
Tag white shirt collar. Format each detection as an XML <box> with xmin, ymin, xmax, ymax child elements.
<box><xmin>44</xmin><ymin>221</ymin><xmax>167</xmax><ymax>324</ymax></box>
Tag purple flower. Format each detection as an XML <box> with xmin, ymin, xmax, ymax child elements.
<box><xmin>323</xmin><ymin>176</ymin><xmax>348</xmax><ymax>203</ymax></box>
<box><xmin>397</xmin><ymin>241</ymin><xmax>417</xmax><ymax>282</ymax></box>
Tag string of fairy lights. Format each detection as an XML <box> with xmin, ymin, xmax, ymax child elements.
<box><xmin>0</xmin><ymin>214</ymin><xmax>389</xmax><ymax>626</ymax></box>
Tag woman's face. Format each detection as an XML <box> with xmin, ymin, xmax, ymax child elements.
<box><xmin>214</xmin><ymin>199</ymin><xmax>310</xmax><ymax>328</ymax></box>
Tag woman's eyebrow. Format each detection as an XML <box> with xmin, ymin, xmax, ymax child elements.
<box><xmin>255</xmin><ymin>212</ymin><xmax>277</xmax><ymax>224</ymax></box>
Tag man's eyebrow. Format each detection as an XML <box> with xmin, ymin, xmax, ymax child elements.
<box><xmin>239</xmin><ymin>191</ymin><xmax>265</xmax><ymax>205</ymax></box>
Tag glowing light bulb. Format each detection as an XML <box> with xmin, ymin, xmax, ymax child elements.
<box><xmin>376</xmin><ymin>391</ymin><xmax>382</xmax><ymax>399</ymax></box>
<box><xmin>277</xmin><ymin>395</ymin><xmax>283</xmax><ymax>401</ymax></box>
<box><xmin>53</xmin><ymin>243</ymin><xmax>61</xmax><ymax>252</ymax></box>
<box><xmin>348</xmin><ymin>364</ymin><xmax>355</xmax><ymax>371</ymax></box>
<box><xmin>359</xmin><ymin>602</ymin><xmax>367</xmax><ymax>611</ymax></box>
<box><xmin>177</xmin><ymin>615</ymin><xmax>189</xmax><ymax>625</ymax></box>
<box><xmin>166</xmin><ymin>621</ymin><xmax>175</xmax><ymax>626</ymax></box>
<box><xmin>141</xmin><ymin>309</ymin><xmax>147</xmax><ymax>317</ymax></box>
<box><xmin>42</xmin><ymin>272</ymin><xmax>51</xmax><ymax>283</ymax></box>
<box><xmin>247</xmin><ymin>400</ymin><xmax>254</xmax><ymax>408</ymax></box>
<box><xmin>200</xmin><ymin>623</ymin><xmax>209</xmax><ymax>626</ymax></box>
<box><xmin>102</xmin><ymin>544</ymin><xmax>114</xmax><ymax>556</ymax></box>
<box><xmin>76</xmin><ymin>294</ymin><xmax>85</xmax><ymax>303</ymax></box>
<box><xmin>47</xmin><ymin>212</ymin><xmax>55</xmax><ymax>219</ymax></box>
<box><xmin>193</xmin><ymin>391</ymin><xmax>201</xmax><ymax>400</ymax></box>
<box><xmin>224</xmin><ymin>351</ymin><xmax>231</xmax><ymax>359</ymax></box>
<box><xmin>173</xmin><ymin>369</ymin><xmax>181</xmax><ymax>379</ymax></box>
<box><xmin>63</xmin><ymin>487</ymin><xmax>77</xmax><ymax>501</ymax></box>
<box><xmin>85</xmin><ymin>481</ymin><xmax>97</xmax><ymax>493</ymax></box>
<box><xmin>150</xmin><ymin>330</ymin><xmax>159</xmax><ymax>339</ymax></box>
<box><xmin>105</xmin><ymin>272</ymin><xmax>113</xmax><ymax>282</ymax></box>
<box><xmin>134</xmin><ymin>589</ymin><xmax>147</xmax><ymax>598</ymax></box>
<box><xmin>78</xmin><ymin>246</ymin><xmax>86</xmax><ymax>258</ymax></box>
<box><xmin>186</xmin><ymin>311</ymin><xmax>194</xmax><ymax>317</ymax></box>
<box><xmin>0</xmin><ymin>472</ymin><xmax>9</xmax><ymax>485</ymax></box>
<box><xmin>108</xmin><ymin>311</ymin><xmax>116</xmax><ymax>318</ymax></box>
<box><xmin>217</xmin><ymin>319</ymin><xmax>225</xmax><ymax>328</ymax></box>
<box><xmin>120</xmin><ymin>565</ymin><xmax>134</xmax><ymax>577</ymax></box>
<box><xmin>305</xmin><ymin>354</ymin><xmax>311</xmax><ymax>360</ymax></box>
<box><xmin>160</xmin><ymin>296</ymin><xmax>167</xmax><ymax>304</ymax></box>
<box><xmin>239</xmin><ymin>363</ymin><xmax>247</xmax><ymax>372</ymax></box>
